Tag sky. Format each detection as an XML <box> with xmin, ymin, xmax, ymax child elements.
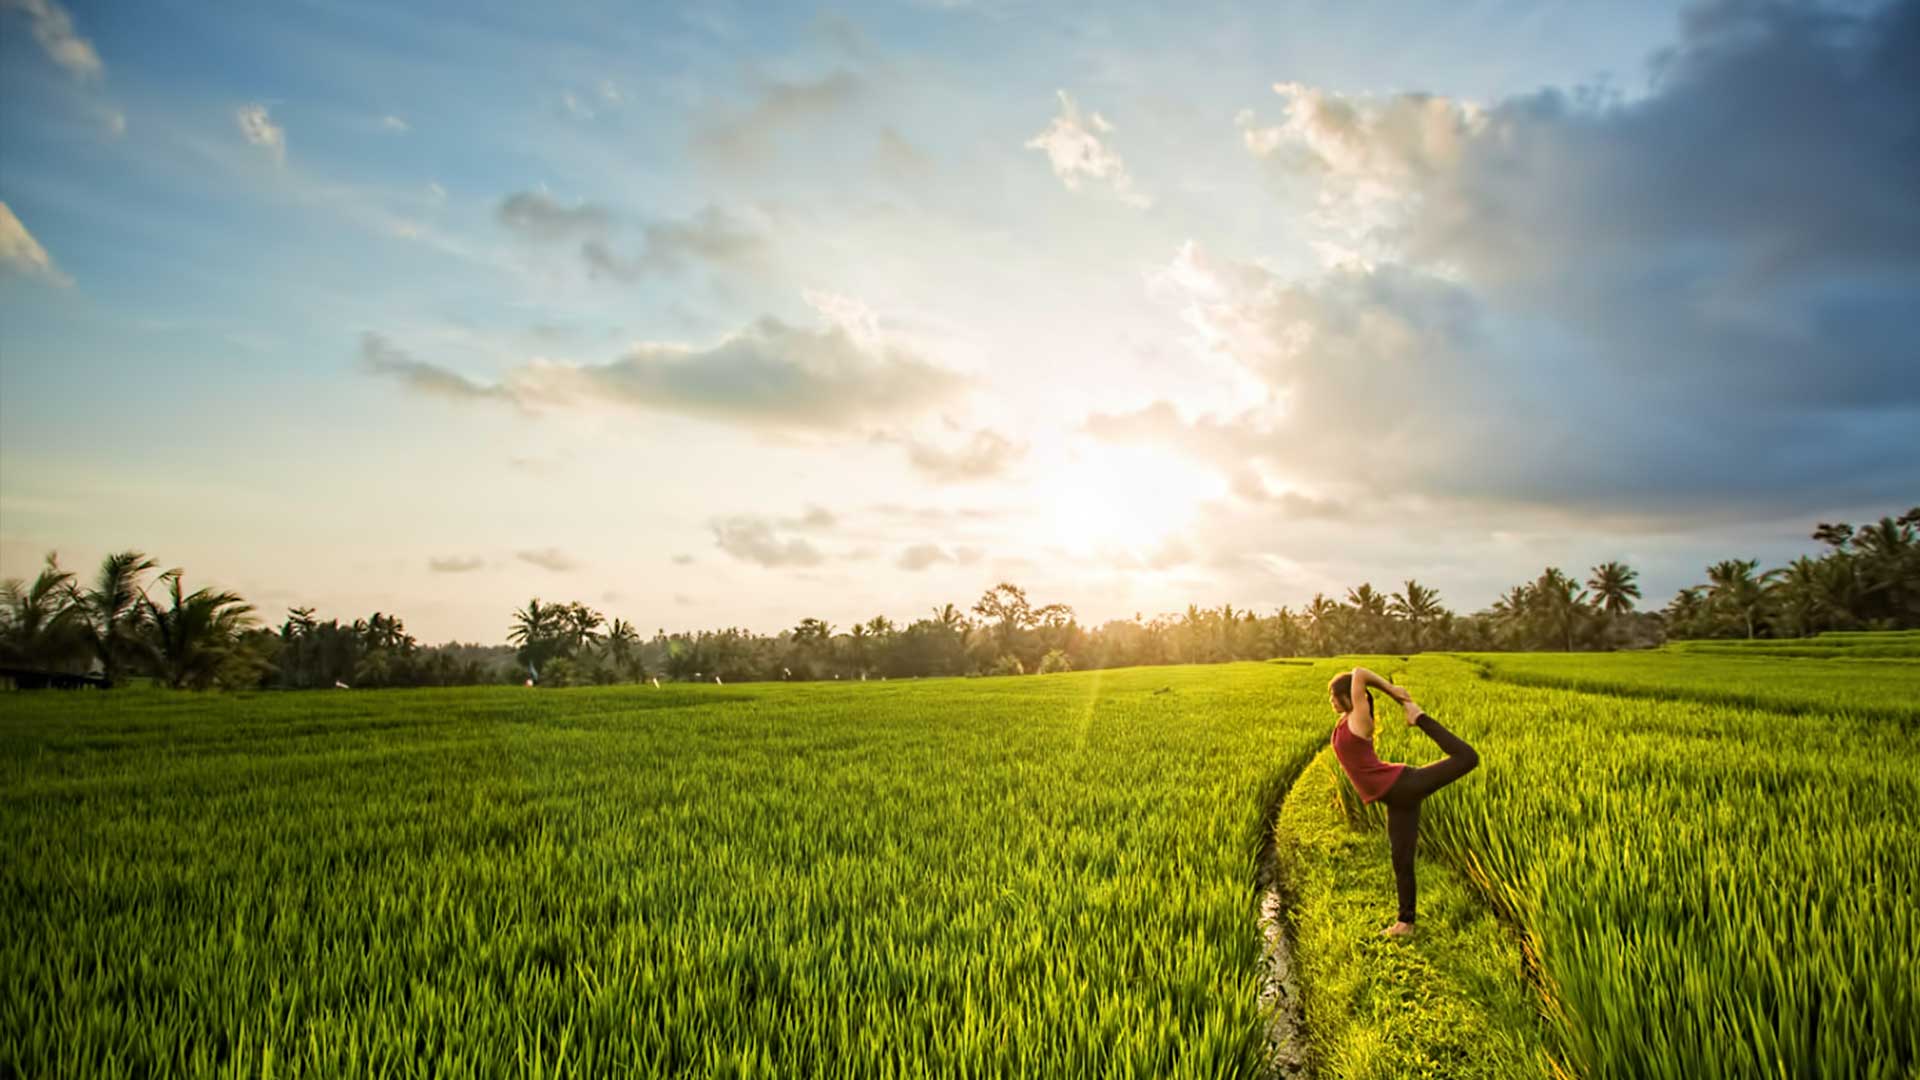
<box><xmin>1</xmin><ymin>0</ymin><xmax>1915</xmax><ymax>644</ymax></box>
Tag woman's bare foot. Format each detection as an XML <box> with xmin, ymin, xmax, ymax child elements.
<box><xmin>1403</xmin><ymin>698</ymin><xmax>1426</xmax><ymax>726</ymax></box>
<box><xmin>1381</xmin><ymin>920</ymin><xmax>1416</xmax><ymax>939</ymax></box>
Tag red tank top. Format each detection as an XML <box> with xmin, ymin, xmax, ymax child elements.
<box><xmin>1331</xmin><ymin>717</ymin><xmax>1406</xmax><ymax>803</ymax></box>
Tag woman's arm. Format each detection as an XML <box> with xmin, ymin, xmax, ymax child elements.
<box><xmin>1348</xmin><ymin>666</ymin><xmax>1378</xmax><ymax>737</ymax></box>
<box><xmin>1355</xmin><ymin>667</ymin><xmax>1409</xmax><ymax>701</ymax></box>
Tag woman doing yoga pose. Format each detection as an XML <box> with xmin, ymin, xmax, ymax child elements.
<box><xmin>1327</xmin><ymin>667</ymin><xmax>1480</xmax><ymax>938</ymax></box>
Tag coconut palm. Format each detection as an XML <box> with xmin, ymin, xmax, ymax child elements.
<box><xmin>77</xmin><ymin>551</ymin><xmax>159</xmax><ymax>687</ymax></box>
<box><xmin>1532</xmin><ymin>568</ymin><xmax>1588</xmax><ymax>652</ymax></box>
<box><xmin>1770</xmin><ymin>556</ymin><xmax>1845</xmax><ymax>638</ymax></box>
<box><xmin>1388</xmin><ymin>580</ymin><xmax>1444</xmax><ymax>651</ymax></box>
<box><xmin>1304</xmin><ymin>593</ymin><xmax>1339</xmax><ymax>655</ymax></box>
<box><xmin>142</xmin><ymin>571</ymin><xmax>256</xmax><ymax>689</ymax></box>
<box><xmin>601</xmin><ymin>618</ymin><xmax>643</xmax><ymax>681</ymax></box>
<box><xmin>1664</xmin><ymin>587</ymin><xmax>1707</xmax><ymax>638</ymax></box>
<box><xmin>509</xmin><ymin>599</ymin><xmax>562</xmax><ymax>676</ymax></box>
<box><xmin>1586</xmin><ymin>561</ymin><xmax>1641</xmax><ymax>617</ymax></box>
<box><xmin>1703</xmin><ymin>559</ymin><xmax>1777</xmax><ymax>639</ymax></box>
<box><xmin>1489</xmin><ymin>584</ymin><xmax>1534</xmax><ymax>648</ymax></box>
<box><xmin>0</xmin><ymin>553</ymin><xmax>84</xmax><ymax>671</ymax></box>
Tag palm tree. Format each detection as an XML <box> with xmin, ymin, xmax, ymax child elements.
<box><xmin>509</xmin><ymin>599</ymin><xmax>560</xmax><ymax>676</ymax></box>
<box><xmin>1852</xmin><ymin>514</ymin><xmax>1917</xmax><ymax>624</ymax></box>
<box><xmin>1490</xmin><ymin>584</ymin><xmax>1533</xmax><ymax>648</ymax></box>
<box><xmin>1586</xmin><ymin>561</ymin><xmax>1641</xmax><ymax>617</ymax></box>
<box><xmin>1304</xmin><ymin>593</ymin><xmax>1339</xmax><ymax>655</ymax></box>
<box><xmin>78</xmin><ymin>551</ymin><xmax>159</xmax><ymax>687</ymax></box>
<box><xmin>1770</xmin><ymin>556</ymin><xmax>1843</xmax><ymax>638</ymax></box>
<box><xmin>930</xmin><ymin>604</ymin><xmax>967</xmax><ymax>634</ymax></box>
<box><xmin>1703</xmin><ymin>559</ymin><xmax>1776</xmax><ymax>639</ymax></box>
<box><xmin>1532</xmin><ymin>568</ymin><xmax>1588</xmax><ymax>651</ymax></box>
<box><xmin>1664</xmin><ymin>587</ymin><xmax>1706</xmax><ymax>639</ymax></box>
<box><xmin>0</xmin><ymin>553</ymin><xmax>83</xmax><ymax>671</ymax></box>
<box><xmin>1346</xmin><ymin>583</ymin><xmax>1389</xmax><ymax>649</ymax></box>
<box><xmin>847</xmin><ymin>622</ymin><xmax>871</xmax><ymax>675</ymax></box>
<box><xmin>1388</xmin><ymin>580</ymin><xmax>1444</xmax><ymax>651</ymax></box>
<box><xmin>602</xmin><ymin>618</ymin><xmax>643</xmax><ymax>681</ymax></box>
<box><xmin>142</xmin><ymin>570</ymin><xmax>256</xmax><ymax>689</ymax></box>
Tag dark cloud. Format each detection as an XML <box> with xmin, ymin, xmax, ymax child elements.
<box><xmin>711</xmin><ymin>515</ymin><xmax>826</xmax><ymax>567</ymax></box>
<box><xmin>428</xmin><ymin>555</ymin><xmax>485</xmax><ymax>573</ymax></box>
<box><xmin>362</xmin><ymin>315</ymin><xmax>967</xmax><ymax>434</ymax></box>
<box><xmin>515</xmin><ymin>548</ymin><xmax>579</xmax><ymax>572</ymax></box>
<box><xmin>359</xmin><ymin>333</ymin><xmax>510</xmax><ymax>403</ymax></box>
<box><xmin>692</xmin><ymin>70</ymin><xmax>863</xmax><ymax>166</ymax></box>
<box><xmin>1207</xmin><ymin>0</ymin><xmax>1920</xmax><ymax>519</ymax></box>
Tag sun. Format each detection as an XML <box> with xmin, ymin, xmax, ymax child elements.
<box><xmin>1042</xmin><ymin>445</ymin><xmax>1226</xmax><ymax>559</ymax></box>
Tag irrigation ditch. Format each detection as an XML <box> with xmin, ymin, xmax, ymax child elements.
<box><xmin>1253</xmin><ymin>757</ymin><xmax>1313</xmax><ymax>1080</ymax></box>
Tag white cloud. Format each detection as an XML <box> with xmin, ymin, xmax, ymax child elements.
<box><xmin>2</xmin><ymin>0</ymin><xmax>102</xmax><ymax>80</ymax></box>
<box><xmin>235</xmin><ymin>104</ymin><xmax>286</xmax><ymax>165</ymax></box>
<box><xmin>381</xmin><ymin>114</ymin><xmax>410</xmax><ymax>133</ymax></box>
<box><xmin>1025</xmin><ymin>90</ymin><xmax>1150</xmax><ymax>208</ymax></box>
<box><xmin>0</xmin><ymin>201</ymin><xmax>72</xmax><ymax>286</ymax></box>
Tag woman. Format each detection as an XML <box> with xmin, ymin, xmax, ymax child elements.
<box><xmin>1328</xmin><ymin>667</ymin><xmax>1480</xmax><ymax>938</ymax></box>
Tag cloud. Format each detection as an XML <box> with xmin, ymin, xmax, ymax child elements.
<box><xmin>0</xmin><ymin>202</ymin><xmax>72</xmax><ymax>286</ymax></box>
<box><xmin>693</xmin><ymin>70</ymin><xmax>863</xmax><ymax>166</ymax></box>
<box><xmin>496</xmin><ymin>192</ymin><xmax>610</xmax><ymax>240</ymax></box>
<box><xmin>672</xmin><ymin>553</ymin><xmax>695</xmax><ymax>565</ymax></box>
<box><xmin>581</xmin><ymin>206</ymin><xmax>763</xmax><ymax>282</ymax></box>
<box><xmin>782</xmin><ymin>505</ymin><xmax>836</xmax><ymax>530</ymax></box>
<box><xmin>1187</xmin><ymin>0</ymin><xmax>1920</xmax><ymax>520</ymax></box>
<box><xmin>2</xmin><ymin>0</ymin><xmax>102</xmax><ymax>80</ymax></box>
<box><xmin>711</xmin><ymin>515</ymin><xmax>826</xmax><ymax>567</ymax></box>
<box><xmin>520</xmin><ymin>317</ymin><xmax>966</xmax><ymax>432</ymax></box>
<box><xmin>359</xmin><ymin>333</ymin><xmax>511</xmax><ymax>403</ymax></box>
<box><xmin>1025</xmin><ymin>90</ymin><xmax>1150</xmax><ymax>208</ymax></box>
<box><xmin>896</xmin><ymin>543</ymin><xmax>951</xmax><ymax>571</ymax></box>
<box><xmin>428</xmin><ymin>555</ymin><xmax>485</xmax><ymax>573</ymax></box>
<box><xmin>896</xmin><ymin>543</ymin><xmax>981</xmax><ymax>571</ymax></box>
<box><xmin>897</xmin><ymin>428</ymin><xmax>1026</xmax><ymax>482</ymax></box>
<box><xmin>235</xmin><ymin>104</ymin><xmax>285</xmax><ymax>164</ymax></box>
<box><xmin>367</xmin><ymin>310</ymin><xmax>967</xmax><ymax>435</ymax></box>
<box><xmin>496</xmin><ymin>195</ymin><xmax>760</xmax><ymax>282</ymax></box>
<box><xmin>381</xmin><ymin>114</ymin><xmax>410</xmax><ymax>133</ymax></box>
<box><xmin>516</xmin><ymin>548</ymin><xmax>579</xmax><ymax>572</ymax></box>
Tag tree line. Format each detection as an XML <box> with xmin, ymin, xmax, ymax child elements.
<box><xmin>3</xmin><ymin>506</ymin><xmax>1913</xmax><ymax>690</ymax></box>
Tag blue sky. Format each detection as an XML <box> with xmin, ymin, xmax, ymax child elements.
<box><xmin>3</xmin><ymin>0</ymin><xmax>1914</xmax><ymax>642</ymax></box>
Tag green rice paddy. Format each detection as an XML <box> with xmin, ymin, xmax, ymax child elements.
<box><xmin>4</xmin><ymin>637</ymin><xmax>1916</xmax><ymax>1077</ymax></box>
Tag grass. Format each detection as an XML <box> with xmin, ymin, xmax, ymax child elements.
<box><xmin>1381</xmin><ymin>654</ymin><xmax>1919</xmax><ymax>1080</ymax></box>
<box><xmin>6</xmin><ymin>646</ymin><xmax>1917</xmax><ymax>1077</ymax></box>
<box><xmin>1272</xmin><ymin>750</ymin><xmax>1549</xmax><ymax>1080</ymax></box>
<box><xmin>2</xmin><ymin>663</ymin><xmax>1337</xmax><ymax>1078</ymax></box>
<box><xmin>1459</xmin><ymin>649</ymin><xmax>1920</xmax><ymax>725</ymax></box>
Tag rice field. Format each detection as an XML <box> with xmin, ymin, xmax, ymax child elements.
<box><xmin>2</xmin><ymin>664</ymin><xmax>1333</xmax><ymax>1078</ymax></box>
<box><xmin>4</xmin><ymin>642</ymin><xmax>1917</xmax><ymax>1078</ymax></box>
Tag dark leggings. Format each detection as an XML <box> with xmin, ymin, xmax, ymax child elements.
<box><xmin>1379</xmin><ymin>714</ymin><xmax>1479</xmax><ymax>924</ymax></box>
